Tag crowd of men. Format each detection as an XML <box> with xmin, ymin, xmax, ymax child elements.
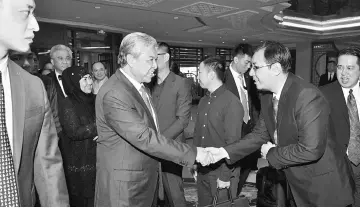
<box><xmin>1</xmin><ymin>0</ymin><xmax>360</xmax><ymax>207</ymax></box>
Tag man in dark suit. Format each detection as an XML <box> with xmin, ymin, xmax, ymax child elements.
<box><xmin>0</xmin><ymin>0</ymin><xmax>69</xmax><ymax>206</ymax></box>
<box><xmin>150</xmin><ymin>42</ymin><xmax>192</xmax><ymax>206</ymax></box>
<box><xmin>206</xmin><ymin>41</ymin><xmax>355</xmax><ymax>206</ymax></box>
<box><xmin>318</xmin><ymin>60</ymin><xmax>337</xmax><ymax>86</ymax></box>
<box><xmin>223</xmin><ymin>43</ymin><xmax>260</xmax><ymax>194</ymax></box>
<box><xmin>321</xmin><ymin>46</ymin><xmax>360</xmax><ymax>206</ymax></box>
<box><xmin>47</xmin><ymin>45</ymin><xmax>72</xmax><ymax>146</ymax></box>
<box><xmin>95</xmin><ymin>32</ymin><xmax>212</xmax><ymax>207</ymax></box>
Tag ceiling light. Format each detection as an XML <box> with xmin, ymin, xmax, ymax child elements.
<box><xmin>139</xmin><ymin>26</ymin><xmax>144</xmax><ymax>29</ymax></box>
<box><xmin>242</xmin><ymin>38</ymin><xmax>246</xmax><ymax>41</ymax></box>
<box><xmin>279</xmin><ymin>21</ymin><xmax>360</xmax><ymax>31</ymax></box>
<box><xmin>198</xmin><ymin>40</ymin><xmax>202</xmax><ymax>42</ymax></box>
<box><xmin>95</xmin><ymin>6</ymin><xmax>101</xmax><ymax>9</ymax></box>
<box><xmin>282</xmin><ymin>15</ymin><xmax>360</xmax><ymax>25</ymax></box>
<box><xmin>75</xmin><ymin>16</ymin><xmax>80</xmax><ymax>19</ymax></box>
<box><xmin>81</xmin><ymin>46</ymin><xmax>111</xmax><ymax>49</ymax></box>
<box><xmin>222</xmin><ymin>41</ymin><xmax>225</xmax><ymax>44</ymax></box>
<box><xmin>260</xmin><ymin>40</ymin><xmax>263</xmax><ymax>42</ymax></box>
<box><xmin>174</xmin><ymin>17</ymin><xmax>179</xmax><ymax>20</ymax></box>
<box><xmin>220</xmin><ymin>36</ymin><xmax>222</xmax><ymax>39</ymax></box>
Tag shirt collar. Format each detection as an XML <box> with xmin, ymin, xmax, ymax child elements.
<box><xmin>273</xmin><ymin>78</ymin><xmax>287</xmax><ymax>100</ymax></box>
<box><xmin>342</xmin><ymin>81</ymin><xmax>360</xmax><ymax>97</ymax></box>
<box><xmin>120</xmin><ymin>68</ymin><xmax>143</xmax><ymax>91</ymax></box>
<box><xmin>229</xmin><ymin>64</ymin><xmax>241</xmax><ymax>77</ymax></box>
<box><xmin>209</xmin><ymin>84</ymin><xmax>226</xmax><ymax>98</ymax></box>
<box><xmin>0</xmin><ymin>56</ymin><xmax>9</xmax><ymax>74</ymax></box>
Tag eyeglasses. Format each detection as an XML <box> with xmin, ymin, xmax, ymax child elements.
<box><xmin>157</xmin><ymin>53</ymin><xmax>167</xmax><ymax>56</ymax></box>
<box><xmin>251</xmin><ymin>63</ymin><xmax>273</xmax><ymax>71</ymax></box>
<box><xmin>56</xmin><ymin>56</ymin><xmax>72</xmax><ymax>62</ymax></box>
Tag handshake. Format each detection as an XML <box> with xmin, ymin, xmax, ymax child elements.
<box><xmin>195</xmin><ymin>147</ymin><xmax>229</xmax><ymax>166</ymax></box>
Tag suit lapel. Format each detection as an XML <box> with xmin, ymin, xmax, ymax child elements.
<box><xmin>276</xmin><ymin>73</ymin><xmax>294</xmax><ymax>136</ymax></box>
<box><xmin>157</xmin><ymin>72</ymin><xmax>175</xmax><ymax>110</ymax></box>
<box><xmin>267</xmin><ymin>95</ymin><xmax>276</xmax><ymax>142</ymax></box>
<box><xmin>116</xmin><ymin>70</ymin><xmax>157</xmax><ymax>129</ymax></box>
<box><xmin>8</xmin><ymin>61</ymin><xmax>25</xmax><ymax>173</ymax></box>
<box><xmin>333</xmin><ymin>81</ymin><xmax>349</xmax><ymax>126</ymax></box>
<box><xmin>224</xmin><ymin>70</ymin><xmax>240</xmax><ymax>99</ymax></box>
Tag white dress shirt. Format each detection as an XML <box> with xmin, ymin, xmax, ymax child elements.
<box><xmin>342</xmin><ymin>81</ymin><xmax>360</xmax><ymax>121</ymax></box>
<box><xmin>229</xmin><ymin>65</ymin><xmax>250</xmax><ymax>121</ymax></box>
<box><xmin>55</xmin><ymin>70</ymin><xmax>67</xmax><ymax>97</ymax></box>
<box><xmin>120</xmin><ymin>69</ymin><xmax>159</xmax><ymax>130</ymax></box>
<box><xmin>93</xmin><ymin>76</ymin><xmax>108</xmax><ymax>94</ymax></box>
<box><xmin>0</xmin><ymin>56</ymin><xmax>13</xmax><ymax>153</ymax></box>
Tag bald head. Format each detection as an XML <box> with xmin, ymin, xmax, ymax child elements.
<box><xmin>92</xmin><ymin>62</ymin><xmax>107</xmax><ymax>81</ymax></box>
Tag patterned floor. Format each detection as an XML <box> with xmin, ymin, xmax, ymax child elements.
<box><xmin>184</xmin><ymin>182</ymin><xmax>257</xmax><ymax>207</ymax></box>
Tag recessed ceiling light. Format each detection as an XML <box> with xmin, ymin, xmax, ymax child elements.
<box><xmin>95</xmin><ymin>6</ymin><xmax>101</xmax><ymax>9</ymax></box>
<box><xmin>260</xmin><ymin>40</ymin><xmax>263</xmax><ymax>42</ymax></box>
<box><xmin>242</xmin><ymin>38</ymin><xmax>246</xmax><ymax>41</ymax></box>
<box><xmin>174</xmin><ymin>16</ymin><xmax>179</xmax><ymax>20</ymax></box>
<box><xmin>222</xmin><ymin>41</ymin><xmax>225</xmax><ymax>44</ymax></box>
<box><xmin>75</xmin><ymin>16</ymin><xmax>80</xmax><ymax>19</ymax></box>
<box><xmin>139</xmin><ymin>26</ymin><xmax>144</xmax><ymax>29</ymax></box>
<box><xmin>220</xmin><ymin>37</ymin><xmax>222</xmax><ymax>39</ymax></box>
<box><xmin>198</xmin><ymin>40</ymin><xmax>202</xmax><ymax>42</ymax></box>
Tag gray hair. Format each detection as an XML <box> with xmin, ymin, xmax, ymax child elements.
<box><xmin>50</xmin><ymin>44</ymin><xmax>73</xmax><ymax>59</ymax></box>
<box><xmin>117</xmin><ymin>32</ymin><xmax>157</xmax><ymax>68</ymax></box>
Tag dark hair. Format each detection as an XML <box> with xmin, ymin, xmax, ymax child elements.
<box><xmin>170</xmin><ymin>62</ymin><xmax>180</xmax><ymax>75</ymax></box>
<box><xmin>338</xmin><ymin>46</ymin><xmax>360</xmax><ymax>66</ymax></box>
<box><xmin>233</xmin><ymin>43</ymin><xmax>253</xmax><ymax>58</ymax></box>
<box><xmin>202</xmin><ymin>56</ymin><xmax>225</xmax><ymax>81</ymax></box>
<box><xmin>157</xmin><ymin>42</ymin><xmax>171</xmax><ymax>56</ymax></box>
<box><xmin>255</xmin><ymin>41</ymin><xmax>292</xmax><ymax>73</ymax></box>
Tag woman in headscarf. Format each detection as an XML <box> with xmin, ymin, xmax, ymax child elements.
<box><xmin>59</xmin><ymin>66</ymin><xmax>97</xmax><ymax>207</ymax></box>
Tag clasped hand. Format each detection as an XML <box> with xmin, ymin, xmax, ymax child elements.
<box><xmin>196</xmin><ymin>147</ymin><xmax>227</xmax><ymax>166</ymax></box>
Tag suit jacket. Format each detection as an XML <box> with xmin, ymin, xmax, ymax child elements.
<box><xmin>152</xmin><ymin>71</ymin><xmax>192</xmax><ymax>143</ymax></box>
<box><xmin>223</xmin><ymin>69</ymin><xmax>260</xmax><ymax>168</ymax></box>
<box><xmin>320</xmin><ymin>81</ymin><xmax>356</xmax><ymax>186</ymax></box>
<box><xmin>47</xmin><ymin>71</ymin><xmax>67</xmax><ymax>134</ymax></box>
<box><xmin>318</xmin><ymin>72</ymin><xmax>337</xmax><ymax>86</ymax></box>
<box><xmin>224</xmin><ymin>73</ymin><xmax>354</xmax><ymax>206</ymax></box>
<box><xmin>8</xmin><ymin>60</ymin><xmax>69</xmax><ymax>206</ymax></box>
<box><xmin>95</xmin><ymin>69</ymin><xmax>196</xmax><ymax>206</ymax></box>
<box><xmin>223</xmin><ymin>69</ymin><xmax>260</xmax><ymax>136</ymax></box>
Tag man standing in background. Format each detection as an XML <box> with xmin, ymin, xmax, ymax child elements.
<box><xmin>321</xmin><ymin>46</ymin><xmax>360</xmax><ymax>205</ymax></box>
<box><xmin>319</xmin><ymin>60</ymin><xmax>337</xmax><ymax>86</ymax></box>
<box><xmin>151</xmin><ymin>42</ymin><xmax>192</xmax><ymax>206</ymax></box>
<box><xmin>92</xmin><ymin>61</ymin><xmax>108</xmax><ymax>95</ymax></box>
<box><xmin>224</xmin><ymin>43</ymin><xmax>260</xmax><ymax>194</ymax></box>
<box><xmin>194</xmin><ymin>57</ymin><xmax>243</xmax><ymax>206</ymax></box>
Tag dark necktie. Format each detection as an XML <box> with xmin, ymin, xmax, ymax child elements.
<box><xmin>272</xmin><ymin>96</ymin><xmax>279</xmax><ymax>145</ymax></box>
<box><xmin>347</xmin><ymin>89</ymin><xmax>360</xmax><ymax>165</ymax></box>
<box><xmin>0</xmin><ymin>72</ymin><xmax>20</xmax><ymax>206</ymax></box>
<box><xmin>139</xmin><ymin>86</ymin><xmax>163</xmax><ymax>199</ymax></box>
<box><xmin>58</xmin><ymin>75</ymin><xmax>62</xmax><ymax>81</ymax></box>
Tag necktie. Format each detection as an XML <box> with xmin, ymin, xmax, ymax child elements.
<box><xmin>0</xmin><ymin>72</ymin><xmax>20</xmax><ymax>206</ymax></box>
<box><xmin>238</xmin><ymin>75</ymin><xmax>249</xmax><ymax>124</ymax></box>
<box><xmin>347</xmin><ymin>89</ymin><xmax>360</xmax><ymax>165</ymax></box>
<box><xmin>58</xmin><ymin>75</ymin><xmax>62</xmax><ymax>81</ymax></box>
<box><xmin>272</xmin><ymin>96</ymin><xmax>279</xmax><ymax>145</ymax></box>
<box><xmin>139</xmin><ymin>86</ymin><xmax>164</xmax><ymax>200</ymax></box>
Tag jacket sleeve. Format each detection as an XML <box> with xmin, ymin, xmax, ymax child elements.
<box><xmin>224</xmin><ymin>112</ymin><xmax>271</xmax><ymax>164</ymax></box>
<box><xmin>162</xmin><ymin>79</ymin><xmax>192</xmax><ymax>140</ymax></box>
<box><xmin>219</xmin><ymin>98</ymin><xmax>243</xmax><ymax>181</ymax></box>
<box><xmin>266</xmin><ymin>89</ymin><xmax>328</xmax><ymax>169</ymax></box>
<box><xmin>102</xmin><ymin>89</ymin><xmax>196</xmax><ymax>168</ymax></box>
<box><xmin>34</xmin><ymin>81</ymin><xmax>69</xmax><ymax>206</ymax></box>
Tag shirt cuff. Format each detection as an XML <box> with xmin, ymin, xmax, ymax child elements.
<box><xmin>220</xmin><ymin>147</ymin><xmax>230</xmax><ymax>159</ymax></box>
